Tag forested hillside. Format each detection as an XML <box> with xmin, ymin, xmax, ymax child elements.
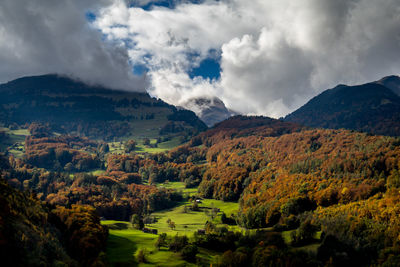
<box><xmin>0</xmin><ymin>172</ymin><xmax>108</xmax><ymax>266</ymax></box>
<box><xmin>285</xmin><ymin>77</ymin><xmax>400</xmax><ymax>136</ymax></box>
<box><xmin>147</xmin><ymin>116</ymin><xmax>400</xmax><ymax>265</ymax></box>
<box><xmin>0</xmin><ymin>74</ymin><xmax>207</xmax><ymax>140</ymax></box>
<box><xmin>2</xmin><ymin>114</ymin><xmax>400</xmax><ymax>266</ymax></box>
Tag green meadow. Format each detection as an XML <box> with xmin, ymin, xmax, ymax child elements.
<box><xmin>103</xmin><ymin>221</ymin><xmax>194</xmax><ymax>267</ymax></box>
<box><xmin>0</xmin><ymin>127</ymin><xmax>30</xmax><ymax>158</ymax></box>
<box><xmin>108</xmin><ymin>137</ymin><xmax>183</xmax><ymax>155</ymax></box>
<box><xmin>156</xmin><ymin>181</ymin><xmax>198</xmax><ymax>197</ymax></box>
<box><xmin>103</xmin><ymin>220</ymin><xmax>221</xmax><ymax>267</ymax></box>
<box><xmin>102</xmin><ymin>182</ymin><xmax>240</xmax><ymax>266</ymax></box>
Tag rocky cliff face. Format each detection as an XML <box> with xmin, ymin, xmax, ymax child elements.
<box><xmin>181</xmin><ymin>96</ymin><xmax>237</xmax><ymax>127</ymax></box>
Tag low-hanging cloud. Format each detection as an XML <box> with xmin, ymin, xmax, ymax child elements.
<box><xmin>1</xmin><ymin>0</ymin><xmax>399</xmax><ymax>117</ymax></box>
<box><xmin>0</xmin><ymin>0</ymin><xmax>145</xmax><ymax>91</ymax></box>
<box><xmin>96</xmin><ymin>0</ymin><xmax>400</xmax><ymax>117</ymax></box>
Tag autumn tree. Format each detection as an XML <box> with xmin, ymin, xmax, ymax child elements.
<box><xmin>125</xmin><ymin>140</ymin><xmax>136</xmax><ymax>153</ymax></box>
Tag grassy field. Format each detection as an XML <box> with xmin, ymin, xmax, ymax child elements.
<box><xmin>126</xmin><ymin>110</ymin><xmax>169</xmax><ymax>139</ymax></box>
<box><xmin>90</xmin><ymin>169</ymin><xmax>106</xmax><ymax>176</ymax></box>
<box><xmin>147</xmin><ymin>192</ymin><xmax>240</xmax><ymax>236</ymax></box>
<box><xmin>0</xmin><ymin>127</ymin><xmax>30</xmax><ymax>158</ymax></box>
<box><xmin>102</xmin><ymin>183</ymin><xmax>322</xmax><ymax>266</ymax></box>
<box><xmin>108</xmin><ymin>137</ymin><xmax>182</xmax><ymax>155</ymax></box>
<box><xmin>102</xmin><ymin>220</ymin><xmax>199</xmax><ymax>266</ymax></box>
<box><xmin>102</xmin><ymin>182</ymin><xmax>240</xmax><ymax>266</ymax></box>
<box><xmin>156</xmin><ymin>182</ymin><xmax>198</xmax><ymax>197</ymax></box>
<box><xmin>149</xmin><ymin>182</ymin><xmax>240</xmax><ymax>235</ymax></box>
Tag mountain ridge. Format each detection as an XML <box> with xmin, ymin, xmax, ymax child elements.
<box><xmin>0</xmin><ymin>74</ymin><xmax>207</xmax><ymax>140</ymax></box>
<box><xmin>284</xmin><ymin>75</ymin><xmax>400</xmax><ymax>136</ymax></box>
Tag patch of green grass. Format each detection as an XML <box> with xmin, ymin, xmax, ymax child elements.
<box><xmin>107</xmin><ymin>136</ymin><xmax>182</xmax><ymax>155</ymax></box>
<box><xmin>157</xmin><ymin>182</ymin><xmax>198</xmax><ymax>196</ymax></box>
<box><xmin>147</xmin><ymin>189</ymin><xmax>240</xmax><ymax>236</ymax></box>
<box><xmin>102</xmin><ymin>189</ymin><xmax>240</xmax><ymax>266</ymax></box>
<box><xmin>9</xmin><ymin>129</ymin><xmax>30</xmax><ymax>136</ymax></box>
<box><xmin>135</xmin><ymin>137</ymin><xmax>183</xmax><ymax>154</ymax></box>
<box><xmin>135</xmin><ymin>145</ymin><xmax>169</xmax><ymax>154</ymax></box>
<box><xmin>102</xmin><ymin>221</ymin><xmax>196</xmax><ymax>266</ymax></box>
<box><xmin>148</xmin><ymin>204</ymin><xmax>209</xmax><ymax>236</ymax></box>
<box><xmin>0</xmin><ymin>127</ymin><xmax>30</xmax><ymax>158</ymax></box>
<box><xmin>90</xmin><ymin>169</ymin><xmax>106</xmax><ymax>176</ymax></box>
<box><xmin>282</xmin><ymin>230</ymin><xmax>322</xmax><ymax>245</ymax></box>
<box><xmin>108</xmin><ymin>142</ymin><xmax>125</xmax><ymax>154</ymax></box>
<box><xmin>201</xmin><ymin>199</ymin><xmax>239</xmax><ymax>217</ymax></box>
<box><xmin>127</xmin><ymin>112</ymin><xmax>170</xmax><ymax>139</ymax></box>
<box><xmin>8</xmin><ymin>149</ymin><xmax>24</xmax><ymax>158</ymax></box>
<box><xmin>282</xmin><ymin>230</ymin><xmax>295</xmax><ymax>244</ymax></box>
<box><xmin>102</xmin><ymin>184</ymin><xmax>241</xmax><ymax>266</ymax></box>
<box><xmin>157</xmin><ymin>137</ymin><xmax>182</xmax><ymax>150</ymax></box>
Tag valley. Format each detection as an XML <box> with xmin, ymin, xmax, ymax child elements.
<box><xmin>2</xmin><ymin>75</ymin><xmax>400</xmax><ymax>266</ymax></box>
<box><xmin>2</xmin><ymin>0</ymin><xmax>400</xmax><ymax>265</ymax></box>
<box><xmin>102</xmin><ymin>182</ymin><xmax>239</xmax><ymax>266</ymax></box>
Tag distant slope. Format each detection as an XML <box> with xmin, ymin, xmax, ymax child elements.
<box><xmin>181</xmin><ymin>97</ymin><xmax>237</xmax><ymax>127</ymax></box>
<box><xmin>376</xmin><ymin>75</ymin><xmax>400</xmax><ymax>96</ymax></box>
<box><xmin>197</xmin><ymin>115</ymin><xmax>304</xmax><ymax>146</ymax></box>
<box><xmin>284</xmin><ymin>77</ymin><xmax>400</xmax><ymax>136</ymax></box>
<box><xmin>0</xmin><ymin>74</ymin><xmax>207</xmax><ymax>140</ymax></box>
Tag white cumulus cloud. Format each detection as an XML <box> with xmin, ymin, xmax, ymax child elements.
<box><xmin>95</xmin><ymin>0</ymin><xmax>400</xmax><ymax>117</ymax></box>
<box><xmin>1</xmin><ymin>0</ymin><xmax>399</xmax><ymax>118</ymax></box>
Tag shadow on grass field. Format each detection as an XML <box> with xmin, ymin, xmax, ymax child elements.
<box><xmin>103</xmin><ymin>221</ymin><xmax>197</xmax><ymax>267</ymax></box>
<box><xmin>102</xmin><ymin>183</ymin><xmax>240</xmax><ymax>266</ymax></box>
<box><xmin>106</xmin><ymin>233</ymin><xmax>138</xmax><ymax>266</ymax></box>
<box><xmin>0</xmin><ymin>127</ymin><xmax>29</xmax><ymax>158</ymax></box>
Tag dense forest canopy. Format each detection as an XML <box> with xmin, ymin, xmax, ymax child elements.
<box><xmin>2</xmin><ymin>114</ymin><xmax>400</xmax><ymax>265</ymax></box>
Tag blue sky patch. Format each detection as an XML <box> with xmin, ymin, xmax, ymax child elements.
<box><xmin>189</xmin><ymin>57</ymin><xmax>221</xmax><ymax>80</ymax></box>
<box><xmin>130</xmin><ymin>0</ymin><xmax>207</xmax><ymax>11</ymax></box>
<box><xmin>85</xmin><ymin>11</ymin><xmax>96</xmax><ymax>22</ymax></box>
<box><xmin>133</xmin><ymin>64</ymin><xmax>149</xmax><ymax>75</ymax></box>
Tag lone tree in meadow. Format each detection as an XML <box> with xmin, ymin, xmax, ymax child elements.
<box><xmin>166</xmin><ymin>218</ymin><xmax>176</xmax><ymax>230</ymax></box>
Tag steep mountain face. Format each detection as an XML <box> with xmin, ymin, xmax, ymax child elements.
<box><xmin>376</xmin><ymin>75</ymin><xmax>400</xmax><ymax>96</ymax></box>
<box><xmin>181</xmin><ymin>97</ymin><xmax>237</xmax><ymax>127</ymax></box>
<box><xmin>0</xmin><ymin>74</ymin><xmax>207</xmax><ymax>140</ymax></box>
<box><xmin>284</xmin><ymin>77</ymin><xmax>400</xmax><ymax>136</ymax></box>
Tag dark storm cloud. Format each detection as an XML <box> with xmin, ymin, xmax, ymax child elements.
<box><xmin>0</xmin><ymin>0</ymin><xmax>145</xmax><ymax>91</ymax></box>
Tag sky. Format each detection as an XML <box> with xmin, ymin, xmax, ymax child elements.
<box><xmin>0</xmin><ymin>0</ymin><xmax>399</xmax><ymax>118</ymax></box>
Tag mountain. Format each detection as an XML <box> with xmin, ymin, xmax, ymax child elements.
<box><xmin>200</xmin><ymin>115</ymin><xmax>304</xmax><ymax>142</ymax></box>
<box><xmin>284</xmin><ymin>76</ymin><xmax>400</xmax><ymax>136</ymax></box>
<box><xmin>180</xmin><ymin>96</ymin><xmax>237</xmax><ymax>127</ymax></box>
<box><xmin>376</xmin><ymin>75</ymin><xmax>400</xmax><ymax>96</ymax></box>
<box><xmin>0</xmin><ymin>74</ymin><xmax>207</xmax><ymax>140</ymax></box>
